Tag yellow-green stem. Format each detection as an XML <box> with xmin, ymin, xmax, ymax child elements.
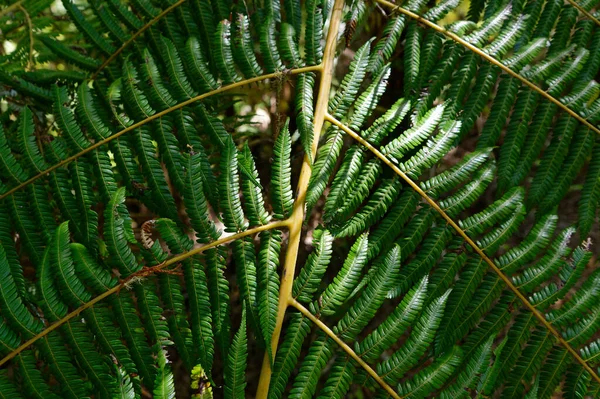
<box><xmin>290</xmin><ymin>299</ymin><xmax>403</xmax><ymax>399</ymax></box>
<box><xmin>254</xmin><ymin>0</ymin><xmax>346</xmax><ymax>396</ymax></box>
<box><xmin>565</xmin><ymin>0</ymin><xmax>600</xmax><ymax>26</ymax></box>
<box><xmin>325</xmin><ymin>112</ymin><xmax>600</xmax><ymax>385</ymax></box>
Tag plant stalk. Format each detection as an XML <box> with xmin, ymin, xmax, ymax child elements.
<box><xmin>290</xmin><ymin>299</ymin><xmax>402</xmax><ymax>399</ymax></box>
<box><xmin>254</xmin><ymin>0</ymin><xmax>346</xmax><ymax>396</ymax></box>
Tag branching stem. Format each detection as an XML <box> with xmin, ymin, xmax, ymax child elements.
<box><xmin>325</xmin><ymin>112</ymin><xmax>600</xmax><ymax>385</ymax></box>
<box><xmin>0</xmin><ymin>65</ymin><xmax>321</xmax><ymax>201</ymax></box>
<box><xmin>255</xmin><ymin>0</ymin><xmax>346</xmax><ymax>396</ymax></box>
<box><xmin>0</xmin><ymin>220</ymin><xmax>287</xmax><ymax>368</ymax></box>
<box><xmin>290</xmin><ymin>299</ymin><xmax>402</xmax><ymax>399</ymax></box>
<box><xmin>374</xmin><ymin>0</ymin><xmax>600</xmax><ymax>137</ymax></box>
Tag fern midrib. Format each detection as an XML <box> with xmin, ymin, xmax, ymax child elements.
<box><xmin>324</xmin><ymin>113</ymin><xmax>600</xmax><ymax>384</ymax></box>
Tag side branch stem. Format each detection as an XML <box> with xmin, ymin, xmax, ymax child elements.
<box><xmin>374</xmin><ymin>0</ymin><xmax>600</xmax><ymax>137</ymax></box>
<box><xmin>290</xmin><ymin>299</ymin><xmax>402</xmax><ymax>399</ymax></box>
<box><xmin>0</xmin><ymin>220</ymin><xmax>287</xmax><ymax>367</ymax></box>
<box><xmin>325</xmin><ymin>113</ymin><xmax>600</xmax><ymax>385</ymax></box>
<box><xmin>255</xmin><ymin>0</ymin><xmax>345</xmax><ymax>396</ymax></box>
<box><xmin>564</xmin><ymin>0</ymin><xmax>600</xmax><ymax>27</ymax></box>
<box><xmin>0</xmin><ymin>65</ymin><xmax>321</xmax><ymax>201</ymax></box>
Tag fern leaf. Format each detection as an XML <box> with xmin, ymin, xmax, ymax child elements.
<box><xmin>440</xmin><ymin>163</ymin><xmax>496</xmax><ymax>217</ymax></box>
<box><xmin>504</xmin><ymin>329</ymin><xmax>553</xmax><ymax>398</ymax></box>
<box><xmin>220</xmin><ymin>137</ymin><xmax>248</xmax><ymax>232</ymax></box>
<box><xmin>140</xmin><ymin>50</ymin><xmax>177</xmax><ymax>110</ymax></box>
<box><xmin>224</xmin><ymin>305</ymin><xmax>248</xmax><ymax>399</ymax></box>
<box><xmin>382</xmin><ymin>104</ymin><xmax>444</xmax><ymax>160</ymax></box>
<box><xmin>367</xmin><ymin>190</ymin><xmax>419</xmax><ymax>261</ymax></box>
<box><xmin>206</xmin><ymin>246</ymin><xmax>231</xmax><ymax>360</ymax></box>
<box><xmin>377</xmin><ymin>290</ymin><xmax>451</xmax><ymax>384</ymax></box>
<box><xmin>17</xmin><ymin>107</ymin><xmax>47</xmax><ymax>174</ymax></box>
<box><xmin>257</xmin><ymin>229</ymin><xmax>282</xmax><ymax>362</ymax></box>
<box><xmin>392</xmin><ymin>226</ymin><xmax>453</xmax><ymax>298</ymax></box>
<box><xmin>319</xmin><ymin>233</ymin><xmax>369</xmax><ymax>315</ymax></box>
<box><xmin>37</xmin><ymin>334</ymin><xmax>90</xmax><ymax>398</ymax></box>
<box><xmin>0</xmin><ymin>245</ymin><xmax>42</xmax><ymax>338</ymax></box>
<box><xmin>401</xmin><ymin>120</ymin><xmax>461</xmax><ymax>179</ymax></box>
<box><xmin>183</xmin><ymin>37</ymin><xmax>219</xmax><ymax>93</ymax></box>
<box><xmin>238</xmin><ymin>143</ymin><xmax>270</xmax><ymax>225</ymax></box>
<box><xmin>293</xmin><ymin>229</ymin><xmax>334</xmax><ymax>303</ymax></box>
<box><xmin>304</xmin><ymin>0</ymin><xmax>323</xmax><ymax>65</ymax></box>
<box><xmin>579</xmin><ymin>139</ymin><xmax>600</xmax><ymax>237</ymax></box>
<box><xmin>50</xmin><ymin>222</ymin><xmax>92</xmax><ymax>308</ymax></box>
<box><xmin>295</xmin><ymin>72</ymin><xmax>316</xmax><ymax>161</ymax></box>
<box><xmin>333</xmin><ymin>178</ymin><xmax>402</xmax><ymax>238</ymax></box>
<box><xmin>268</xmin><ymin>313</ymin><xmax>311</xmax><ymax>399</ymax></box>
<box><xmin>0</xmin><ymin>125</ymin><xmax>28</xmax><ymax>185</ymax></box>
<box><xmin>104</xmin><ymin>187</ymin><xmax>139</xmax><ymax>275</ymax></box>
<box><xmin>62</xmin><ymin>0</ymin><xmax>115</xmax><ymax>54</ymax></box>
<box><xmin>272</xmin><ymin>120</ymin><xmax>294</xmax><ymax>219</ymax></box>
<box><xmin>289</xmin><ymin>333</ymin><xmax>334</xmax><ymax>399</ymax></box>
<box><xmin>153</xmin><ymin>350</ymin><xmax>175</xmax><ymax>399</ymax></box>
<box><xmin>279</xmin><ymin>23</ymin><xmax>304</xmax><ymax>68</ymax></box>
<box><xmin>233</xmin><ymin>14</ymin><xmax>263</xmax><ymax>78</ymax></box>
<box><xmin>232</xmin><ymin>237</ymin><xmax>261</xmax><ymax>341</ymax></box>
<box><xmin>160</xmin><ymin>35</ymin><xmax>198</xmax><ymax>100</ymax></box>
<box><xmin>397</xmin><ymin>345</ymin><xmax>462</xmax><ymax>399</ymax></box>
<box><xmin>213</xmin><ymin>20</ymin><xmax>240</xmax><ymax>84</ymax></box>
<box><xmin>513</xmin><ymin>227</ymin><xmax>574</xmax><ymax>293</ymax></box>
<box><xmin>335</xmin><ymin>245</ymin><xmax>401</xmax><ymax>340</ymax></box>
<box><xmin>404</xmin><ymin>22</ymin><xmax>421</xmax><ymax>96</ymax></box>
<box><xmin>53</xmin><ymin>86</ymin><xmax>90</xmax><ymax>152</ymax></box>
<box><xmin>260</xmin><ymin>16</ymin><xmax>284</xmax><ymax>73</ymax></box>
<box><xmin>497</xmin><ymin>212</ymin><xmax>557</xmax><ymax>274</ymax></box>
<box><xmin>358</xmin><ymin>276</ymin><xmax>428</xmax><ymax>362</ymax></box>
<box><xmin>368</xmin><ymin>16</ymin><xmax>405</xmax><ymax>75</ymax></box>
<box><xmin>538</xmin><ymin>127</ymin><xmax>595</xmax><ymax>214</ymax></box>
<box><xmin>328</xmin><ymin>39</ymin><xmax>372</xmax><ymax>118</ymax></box>
<box><xmin>183</xmin><ymin>152</ymin><xmax>219</xmax><ymax>243</ymax></box>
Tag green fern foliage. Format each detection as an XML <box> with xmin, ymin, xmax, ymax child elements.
<box><xmin>0</xmin><ymin>0</ymin><xmax>600</xmax><ymax>397</ymax></box>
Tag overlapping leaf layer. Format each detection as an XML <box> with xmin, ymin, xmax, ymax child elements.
<box><xmin>0</xmin><ymin>0</ymin><xmax>599</xmax><ymax>397</ymax></box>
